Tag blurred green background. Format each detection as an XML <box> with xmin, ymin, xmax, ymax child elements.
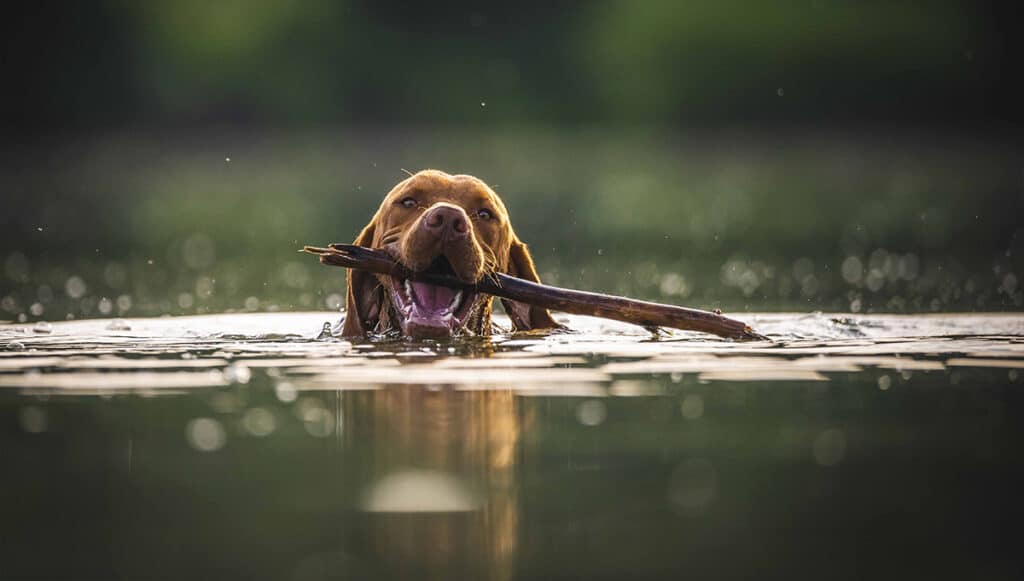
<box><xmin>2</xmin><ymin>1</ymin><xmax>1022</xmax><ymax>321</ymax></box>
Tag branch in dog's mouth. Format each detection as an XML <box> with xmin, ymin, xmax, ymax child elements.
<box><xmin>303</xmin><ymin>244</ymin><xmax>769</xmax><ymax>341</ymax></box>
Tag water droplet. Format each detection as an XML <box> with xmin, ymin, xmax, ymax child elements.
<box><xmin>186</xmin><ymin>417</ymin><xmax>226</xmax><ymax>452</ymax></box>
<box><xmin>877</xmin><ymin>374</ymin><xmax>892</xmax><ymax>390</ymax></box>
<box><xmin>660</xmin><ymin>273</ymin><xmax>689</xmax><ymax>297</ymax></box>
<box><xmin>106</xmin><ymin>319</ymin><xmax>132</xmax><ymax>331</ymax></box>
<box><xmin>32</xmin><ymin>321</ymin><xmax>52</xmax><ymax>334</ymax></box>
<box><xmin>65</xmin><ymin>276</ymin><xmax>87</xmax><ymax>299</ymax></box>
<box><xmin>325</xmin><ymin>293</ymin><xmax>343</xmax><ymax>310</ymax></box>
<box><xmin>576</xmin><ymin>399</ymin><xmax>607</xmax><ymax>426</ymax></box>
<box><xmin>223</xmin><ymin>362</ymin><xmax>252</xmax><ymax>384</ymax></box>
<box><xmin>275</xmin><ymin>382</ymin><xmax>298</xmax><ymax>403</ymax></box>
<box><xmin>242</xmin><ymin>408</ymin><xmax>276</xmax><ymax>437</ymax></box>
<box><xmin>195</xmin><ymin>276</ymin><xmax>215</xmax><ymax>299</ymax></box>
<box><xmin>865</xmin><ymin>270</ymin><xmax>885</xmax><ymax>292</ymax></box>
<box><xmin>29</xmin><ymin>302</ymin><xmax>44</xmax><ymax>316</ymax></box>
<box><xmin>7</xmin><ymin>340</ymin><xmax>26</xmax><ymax>351</ymax></box>
<box><xmin>841</xmin><ymin>256</ymin><xmax>864</xmax><ymax>284</ymax></box>
<box><xmin>303</xmin><ymin>407</ymin><xmax>335</xmax><ymax>437</ymax></box>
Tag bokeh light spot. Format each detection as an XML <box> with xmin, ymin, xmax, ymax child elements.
<box><xmin>65</xmin><ymin>276</ymin><xmax>87</xmax><ymax>299</ymax></box>
<box><xmin>242</xmin><ymin>407</ymin><xmax>276</xmax><ymax>437</ymax></box>
<box><xmin>812</xmin><ymin>428</ymin><xmax>847</xmax><ymax>467</ymax></box>
<box><xmin>186</xmin><ymin>417</ymin><xmax>226</xmax><ymax>452</ymax></box>
<box><xmin>19</xmin><ymin>406</ymin><xmax>48</xmax><ymax>433</ymax></box>
<box><xmin>576</xmin><ymin>399</ymin><xmax>607</xmax><ymax>426</ymax></box>
<box><xmin>680</xmin><ymin>394</ymin><xmax>704</xmax><ymax>420</ymax></box>
<box><xmin>275</xmin><ymin>381</ymin><xmax>298</xmax><ymax>402</ymax></box>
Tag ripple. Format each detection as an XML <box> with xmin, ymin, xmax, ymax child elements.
<box><xmin>0</xmin><ymin>313</ymin><xmax>1020</xmax><ymax>394</ymax></box>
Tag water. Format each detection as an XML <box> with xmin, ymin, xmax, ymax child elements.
<box><xmin>2</xmin><ymin>312</ymin><xmax>1023</xmax><ymax>580</ymax></box>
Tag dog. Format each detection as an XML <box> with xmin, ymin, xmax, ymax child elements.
<box><xmin>341</xmin><ymin>169</ymin><xmax>559</xmax><ymax>339</ymax></box>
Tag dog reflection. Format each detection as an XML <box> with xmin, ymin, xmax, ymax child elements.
<box><xmin>352</xmin><ymin>386</ymin><xmax>523</xmax><ymax>581</ymax></box>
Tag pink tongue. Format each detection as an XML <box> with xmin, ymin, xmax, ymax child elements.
<box><xmin>410</xmin><ymin>281</ymin><xmax>457</xmax><ymax>312</ymax></box>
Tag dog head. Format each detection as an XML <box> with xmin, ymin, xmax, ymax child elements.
<box><xmin>341</xmin><ymin>170</ymin><xmax>558</xmax><ymax>339</ymax></box>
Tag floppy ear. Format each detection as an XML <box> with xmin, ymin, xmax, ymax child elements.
<box><xmin>340</xmin><ymin>219</ymin><xmax>382</xmax><ymax>337</ymax></box>
<box><xmin>501</xmin><ymin>239</ymin><xmax>561</xmax><ymax>332</ymax></box>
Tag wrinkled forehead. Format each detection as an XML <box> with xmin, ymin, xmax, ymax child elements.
<box><xmin>387</xmin><ymin>172</ymin><xmax>507</xmax><ymax>214</ymax></box>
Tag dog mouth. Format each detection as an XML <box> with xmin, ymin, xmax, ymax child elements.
<box><xmin>387</xmin><ymin>255</ymin><xmax>479</xmax><ymax>338</ymax></box>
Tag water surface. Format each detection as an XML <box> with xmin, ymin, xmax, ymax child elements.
<box><xmin>2</xmin><ymin>313</ymin><xmax>1023</xmax><ymax>580</ymax></box>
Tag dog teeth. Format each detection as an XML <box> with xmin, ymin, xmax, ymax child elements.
<box><xmin>404</xmin><ymin>279</ymin><xmax>413</xmax><ymax>299</ymax></box>
<box><xmin>452</xmin><ymin>290</ymin><xmax>462</xmax><ymax>310</ymax></box>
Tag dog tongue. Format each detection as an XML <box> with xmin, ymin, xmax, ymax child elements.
<box><xmin>411</xmin><ymin>281</ymin><xmax>457</xmax><ymax>313</ymax></box>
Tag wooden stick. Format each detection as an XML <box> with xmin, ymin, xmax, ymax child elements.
<box><xmin>303</xmin><ymin>244</ymin><xmax>768</xmax><ymax>341</ymax></box>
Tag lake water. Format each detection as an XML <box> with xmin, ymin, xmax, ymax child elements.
<box><xmin>2</xmin><ymin>312</ymin><xmax>1023</xmax><ymax>580</ymax></box>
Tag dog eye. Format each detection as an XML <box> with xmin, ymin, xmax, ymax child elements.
<box><xmin>400</xmin><ymin>197</ymin><xmax>416</xmax><ymax>208</ymax></box>
<box><xmin>477</xmin><ymin>208</ymin><xmax>493</xmax><ymax>221</ymax></box>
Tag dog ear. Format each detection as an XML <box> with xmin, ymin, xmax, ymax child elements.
<box><xmin>501</xmin><ymin>239</ymin><xmax>561</xmax><ymax>332</ymax></box>
<box><xmin>340</xmin><ymin>219</ymin><xmax>382</xmax><ymax>337</ymax></box>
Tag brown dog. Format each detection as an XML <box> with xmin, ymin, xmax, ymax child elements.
<box><xmin>341</xmin><ymin>170</ymin><xmax>559</xmax><ymax>339</ymax></box>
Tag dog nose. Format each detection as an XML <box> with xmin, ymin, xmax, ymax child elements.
<box><xmin>422</xmin><ymin>205</ymin><xmax>469</xmax><ymax>239</ymax></box>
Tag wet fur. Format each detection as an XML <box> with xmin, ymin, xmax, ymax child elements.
<box><xmin>341</xmin><ymin>170</ymin><xmax>559</xmax><ymax>338</ymax></box>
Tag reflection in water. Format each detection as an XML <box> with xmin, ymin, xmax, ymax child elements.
<box><xmin>351</xmin><ymin>386</ymin><xmax>521</xmax><ymax>581</ymax></box>
<box><xmin>2</xmin><ymin>313</ymin><xmax>1024</xmax><ymax>580</ymax></box>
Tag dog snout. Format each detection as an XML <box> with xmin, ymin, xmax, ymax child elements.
<box><xmin>421</xmin><ymin>205</ymin><xmax>469</xmax><ymax>241</ymax></box>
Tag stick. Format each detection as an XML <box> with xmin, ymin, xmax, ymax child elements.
<box><xmin>303</xmin><ymin>244</ymin><xmax>768</xmax><ymax>341</ymax></box>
